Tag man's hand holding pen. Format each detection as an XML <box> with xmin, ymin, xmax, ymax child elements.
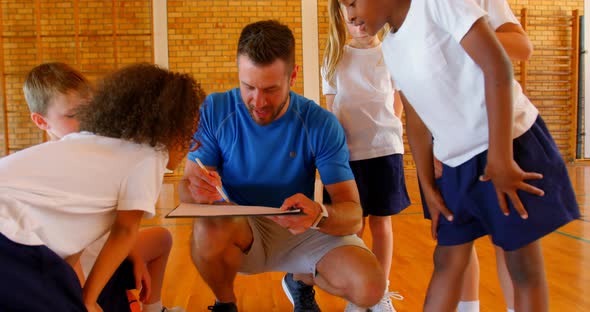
<box><xmin>186</xmin><ymin>158</ymin><xmax>230</xmax><ymax>204</ymax></box>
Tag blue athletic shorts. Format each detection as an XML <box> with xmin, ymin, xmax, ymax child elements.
<box><xmin>0</xmin><ymin>233</ymin><xmax>86</xmax><ymax>312</ymax></box>
<box><xmin>350</xmin><ymin>154</ymin><xmax>411</xmax><ymax>216</ymax></box>
<box><xmin>421</xmin><ymin>117</ymin><xmax>580</xmax><ymax>251</ymax></box>
<box><xmin>98</xmin><ymin>259</ymin><xmax>135</xmax><ymax>312</ymax></box>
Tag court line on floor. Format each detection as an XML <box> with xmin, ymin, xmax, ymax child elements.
<box><xmin>555</xmin><ymin>230</ymin><xmax>590</xmax><ymax>244</ymax></box>
<box><xmin>398</xmin><ymin>211</ymin><xmax>423</xmax><ymax>216</ymax></box>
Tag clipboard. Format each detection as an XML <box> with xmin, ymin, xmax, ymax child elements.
<box><xmin>165</xmin><ymin>203</ymin><xmax>303</xmax><ymax>218</ymax></box>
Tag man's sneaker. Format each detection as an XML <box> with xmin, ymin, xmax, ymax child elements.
<box><xmin>162</xmin><ymin>307</ymin><xmax>186</xmax><ymax>312</ymax></box>
<box><xmin>344</xmin><ymin>291</ymin><xmax>403</xmax><ymax>312</ymax></box>
<box><xmin>207</xmin><ymin>301</ymin><xmax>238</xmax><ymax>312</ymax></box>
<box><xmin>369</xmin><ymin>291</ymin><xmax>404</xmax><ymax>312</ymax></box>
<box><xmin>281</xmin><ymin>273</ymin><xmax>321</xmax><ymax>312</ymax></box>
<box><xmin>344</xmin><ymin>302</ymin><xmax>368</xmax><ymax>312</ymax></box>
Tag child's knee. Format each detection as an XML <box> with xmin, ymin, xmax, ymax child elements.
<box><xmin>505</xmin><ymin>251</ymin><xmax>545</xmax><ymax>287</ymax></box>
<box><xmin>504</xmin><ymin>240</ymin><xmax>547</xmax><ymax>288</ymax></box>
<box><xmin>154</xmin><ymin>226</ymin><xmax>173</xmax><ymax>250</ymax></box>
<box><xmin>368</xmin><ymin>215</ymin><xmax>392</xmax><ymax>233</ymax></box>
<box><xmin>433</xmin><ymin>244</ymin><xmax>471</xmax><ymax>273</ymax></box>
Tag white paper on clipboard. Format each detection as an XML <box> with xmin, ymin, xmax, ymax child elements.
<box><xmin>166</xmin><ymin>203</ymin><xmax>303</xmax><ymax>218</ymax></box>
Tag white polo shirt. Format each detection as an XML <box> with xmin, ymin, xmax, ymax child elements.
<box><xmin>382</xmin><ymin>0</ymin><xmax>538</xmax><ymax>166</ymax></box>
<box><xmin>322</xmin><ymin>44</ymin><xmax>404</xmax><ymax>161</ymax></box>
<box><xmin>0</xmin><ymin>132</ymin><xmax>167</xmax><ymax>258</ymax></box>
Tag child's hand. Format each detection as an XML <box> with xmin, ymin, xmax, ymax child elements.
<box><xmin>422</xmin><ymin>187</ymin><xmax>452</xmax><ymax>240</ymax></box>
<box><xmin>482</xmin><ymin>159</ymin><xmax>544</xmax><ymax>218</ymax></box>
<box><xmin>131</xmin><ymin>257</ymin><xmax>151</xmax><ymax>302</ymax></box>
<box><xmin>433</xmin><ymin>158</ymin><xmax>443</xmax><ymax>179</ymax></box>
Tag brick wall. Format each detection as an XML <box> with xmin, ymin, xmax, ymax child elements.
<box><xmin>0</xmin><ymin>0</ymin><xmax>152</xmax><ymax>155</ymax></box>
<box><xmin>0</xmin><ymin>0</ymin><xmax>585</xmax><ymax>168</ymax></box>
<box><xmin>166</xmin><ymin>0</ymin><xmax>303</xmax><ymax>96</ymax></box>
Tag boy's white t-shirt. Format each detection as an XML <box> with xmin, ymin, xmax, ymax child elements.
<box><xmin>322</xmin><ymin>44</ymin><xmax>404</xmax><ymax>161</ymax></box>
<box><xmin>0</xmin><ymin>132</ymin><xmax>168</xmax><ymax>259</ymax></box>
<box><xmin>382</xmin><ymin>0</ymin><xmax>538</xmax><ymax>167</ymax></box>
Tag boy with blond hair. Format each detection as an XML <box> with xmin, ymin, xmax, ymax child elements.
<box><xmin>24</xmin><ymin>62</ymin><xmax>91</xmax><ymax>141</ymax></box>
<box><xmin>21</xmin><ymin>62</ymin><xmax>184</xmax><ymax>312</ymax></box>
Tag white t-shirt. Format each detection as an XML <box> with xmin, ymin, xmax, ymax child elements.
<box><xmin>80</xmin><ymin>233</ymin><xmax>108</xmax><ymax>277</ymax></box>
<box><xmin>475</xmin><ymin>0</ymin><xmax>520</xmax><ymax>29</ymax></box>
<box><xmin>0</xmin><ymin>132</ymin><xmax>168</xmax><ymax>259</ymax></box>
<box><xmin>322</xmin><ymin>44</ymin><xmax>404</xmax><ymax>161</ymax></box>
<box><xmin>382</xmin><ymin>0</ymin><xmax>538</xmax><ymax>167</ymax></box>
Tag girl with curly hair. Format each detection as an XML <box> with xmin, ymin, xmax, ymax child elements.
<box><xmin>0</xmin><ymin>63</ymin><xmax>205</xmax><ymax>312</ymax></box>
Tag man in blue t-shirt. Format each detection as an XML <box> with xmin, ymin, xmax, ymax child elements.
<box><xmin>179</xmin><ymin>20</ymin><xmax>386</xmax><ymax>312</ymax></box>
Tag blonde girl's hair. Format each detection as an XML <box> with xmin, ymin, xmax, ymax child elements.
<box><xmin>323</xmin><ymin>0</ymin><xmax>347</xmax><ymax>87</ymax></box>
<box><xmin>323</xmin><ymin>0</ymin><xmax>391</xmax><ymax>86</ymax></box>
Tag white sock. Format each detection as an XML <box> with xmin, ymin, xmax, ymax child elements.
<box><xmin>508</xmin><ymin>309</ymin><xmax>515</xmax><ymax>312</ymax></box>
<box><xmin>385</xmin><ymin>280</ymin><xmax>390</xmax><ymax>293</ymax></box>
<box><xmin>142</xmin><ymin>301</ymin><xmax>163</xmax><ymax>312</ymax></box>
<box><xmin>457</xmin><ymin>300</ymin><xmax>479</xmax><ymax>312</ymax></box>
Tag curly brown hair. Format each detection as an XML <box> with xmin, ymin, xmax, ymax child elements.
<box><xmin>77</xmin><ymin>63</ymin><xmax>205</xmax><ymax>152</ymax></box>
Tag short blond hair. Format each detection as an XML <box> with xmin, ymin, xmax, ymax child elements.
<box><xmin>23</xmin><ymin>62</ymin><xmax>92</xmax><ymax>115</ymax></box>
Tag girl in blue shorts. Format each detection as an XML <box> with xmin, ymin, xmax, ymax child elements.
<box><xmin>323</xmin><ymin>1</ymin><xmax>409</xmax><ymax>311</ymax></box>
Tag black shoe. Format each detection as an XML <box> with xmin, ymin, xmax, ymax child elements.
<box><xmin>281</xmin><ymin>273</ymin><xmax>321</xmax><ymax>312</ymax></box>
<box><xmin>207</xmin><ymin>301</ymin><xmax>238</xmax><ymax>312</ymax></box>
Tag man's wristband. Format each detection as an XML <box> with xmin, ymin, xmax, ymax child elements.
<box><xmin>310</xmin><ymin>203</ymin><xmax>328</xmax><ymax>230</ymax></box>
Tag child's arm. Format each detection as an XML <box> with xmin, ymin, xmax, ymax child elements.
<box><xmin>82</xmin><ymin>210</ymin><xmax>143</xmax><ymax>311</ymax></box>
<box><xmin>393</xmin><ymin>90</ymin><xmax>403</xmax><ymax>119</ymax></box>
<box><xmin>64</xmin><ymin>252</ymin><xmax>85</xmax><ymax>286</ymax></box>
<box><xmin>482</xmin><ymin>0</ymin><xmax>533</xmax><ymax>62</ymax></box>
<box><xmin>435</xmin><ymin>13</ymin><xmax>532</xmax><ymax>180</ymax></box>
<box><xmin>460</xmin><ymin>17</ymin><xmax>544</xmax><ymax>217</ymax></box>
<box><xmin>401</xmin><ymin>92</ymin><xmax>452</xmax><ymax>238</ymax></box>
<box><xmin>495</xmin><ymin>23</ymin><xmax>532</xmax><ymax>61</ymax></box>
<box><xmin>325</xmin><ymin>94</ymin><xmax>335</xmax><ymax>112</ymax></box>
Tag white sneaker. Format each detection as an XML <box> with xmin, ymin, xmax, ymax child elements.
<box><xmin>344</xmin><ymin>302</ymin><xmax>368</xmax><ymax>312</ymax></box>
<box><xmin>369</xmin><ymin>291</ymin><xmax>404</xmax><ymax>312</ymax></box>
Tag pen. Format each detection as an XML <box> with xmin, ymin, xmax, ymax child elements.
<box><xmin>195</xmin><ymin>158</ymin><xmax>230</xmax><ymax>202</ymax></box>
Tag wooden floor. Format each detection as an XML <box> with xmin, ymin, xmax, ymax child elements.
<box><xmin>146</xmin><ymin>165</ymin><xmax>590</xmax><ymax>311</ymax></box>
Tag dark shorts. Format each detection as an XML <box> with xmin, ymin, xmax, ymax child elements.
<box><xmin>98</xmin><ymin>259</ymin><xmax>135</xmax><ymax>312</ymax></box>
<box><xmin>324</xmin><ymin>154</ymin><xmax>411</xmax><ymax>217</ymax></box>
<box><xmin>0</xmin><ymin>233</ymin><xmax>86</xmax><ymax>312</ymax></box>
<box><xmin>350</xmin><ymin>154</ymin><xmax>411</xmax><ymax>216</ymax></box>
<box><xmin>421</xmin><ymin>117</ymin><xmax>580</xmax><ymax>251</ymax></box>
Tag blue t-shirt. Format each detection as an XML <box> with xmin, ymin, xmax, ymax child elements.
<box><xmin>188</xmin><ymin>88</ymin><xmax>353</xmax><ymax>207</ymax></box>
